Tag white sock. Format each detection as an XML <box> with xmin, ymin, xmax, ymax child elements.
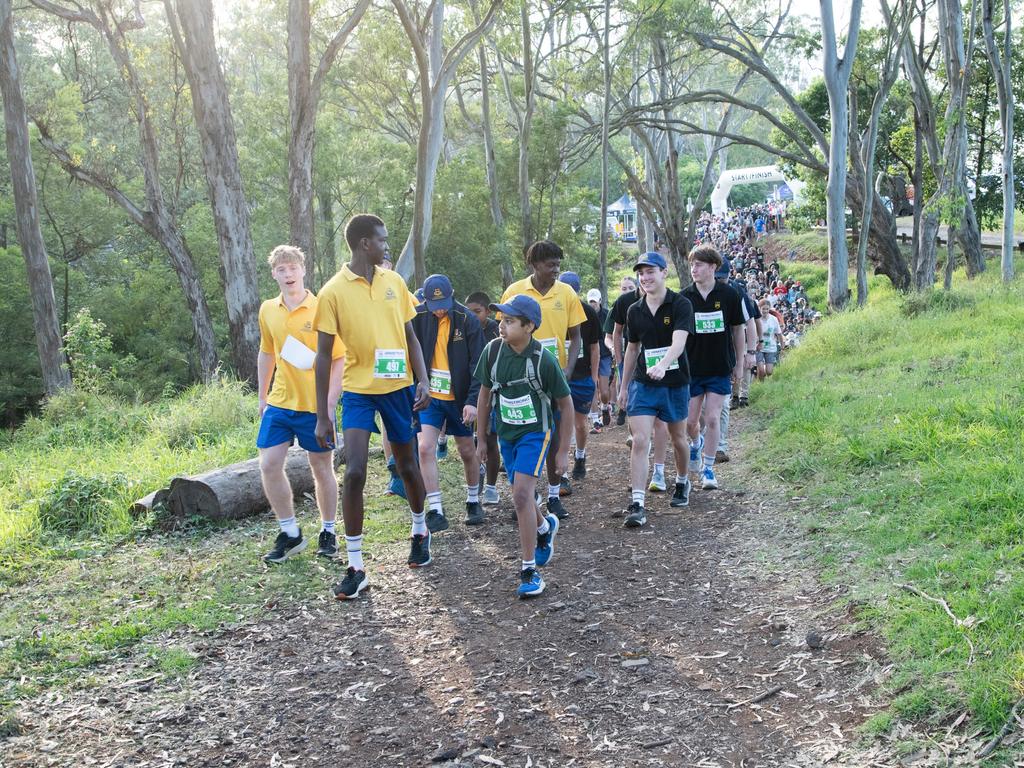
<box><xmin>537</xmin><ymin>518</ymin><xmax>550</xmax><ymax>535</ymax></box>
<box><xmin>703</xmin><ymin>454</ymin><xmax>716</xmax><ymax>470</ymax></box>
<box><xmin>277</xmin><ymin>516</ymin><xmax>299</xmax><ymax>538</ymax></box>
<box><xmin>345</xmin><ymin>535</ymin><xmax>364</xmax><ymax>571</ymax></box>
<box><xmin>321</xmin><ymin>519</ymin><xmax>336</xmax><ymax>534</ymax></box>
<box><xmin>631</xmin><ymin>489</ymin><xmax>645</xmax><ymax>506</ymax></box>
<box><xmin>548</xmin><ymin>484</ymin><xmax>560</xmax><ymax>500</ymax></box>
<box><xmin>575</xmin><ymin>448</ymin><xmax>586</xmax><ymax>460</ymax></box>
<box><xmin>676</xmin><ymin>473</ymin><xmax>688</xmax><ymax>486</ymax></box>
<box><xmin>411</xmin><ymin>510</ymin><xmax>428</xmax><ymax>536</ymax></box>
<box><xmin>653</xmin><ymin>462</ymin><xmax>665</xmax><ymax>475</ymax></box>
<box><xmin>522</xmin><ymin>558</ymin><xmax>537</xmax><ymax>571</ymax></box>
<box><xmin>466</xmin><ymin>484</ymin><xmax>479</xmax><ymax>503</ymax></box>
<box><xmin>484</xmin><ymin>484</ymin><xmax>497</xmax><ymax>495</ymax></box>
<box><xmin>426</xmin><ymin>491</ymin><xmax>443</xmax><ymax>514</ymax></box>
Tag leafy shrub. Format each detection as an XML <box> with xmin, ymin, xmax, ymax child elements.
<box><xmin>17</xmin><ymin>390</ymin><xmax>149</xmax><ymax>449</ymax></box>
<box><xmin>36</xmin><ymin>471</ymin><xmax>129</xmax><ymax>535</ymax></box>
<box><xmin>900</xmin><ymin>289</ymin><xmax>977</xmax><ymax>318</ymax></box>
<box><xmin>63</xmin><ymin>308</ymin><xmax>136</xmax><ymax>394</ymax></box>
<box><xmin>148</xmin><ymin>379</ymin><xmax>256</xmax><ymax>450</ymax></box>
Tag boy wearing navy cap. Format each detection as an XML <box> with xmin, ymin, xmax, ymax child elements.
<box><xmin>412</xmin><ymin>274</ymin><xmax>486</xmax><ymax>528</ymax></box>
<box><xmin>475</xmin><ymin>295</ymin><xmax>573</xmax><ymax>598</ymax></box>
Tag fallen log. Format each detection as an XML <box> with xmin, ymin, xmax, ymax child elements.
<box><xmin>163</xmin><ymin>443</ymin><xmax>345</xmax><ymax>523</ymax></box>
<box><xmin>130</xmin><ymin>487</ymin><xmax>171</xmax><ymax>517</ymax></box>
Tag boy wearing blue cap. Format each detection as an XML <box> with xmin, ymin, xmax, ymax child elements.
<box><xmin>474</xmin><ymin>294</ymin><xmax>573</xmax><ymax>598</ymax></box>
<box><xmin>412</xmin><ymin>274</ymin><xmax>486</xmax><ymax>528</ymax></box>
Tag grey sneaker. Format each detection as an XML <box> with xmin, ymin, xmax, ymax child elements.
<box><xmin>481</xmin><ymin>486</ymin><xmax>500</xmax><ymax>505</ymax></box>
<box><xmin>623</xmin><ymin>502</ymin><xmax>647</xmax><ymax>528</ymax></box>
<box><xmin>648</xmin><ymin>467</ymin><xmax>666</xmax><ymax>492</ymax></box>
<box><xmin>670</xmin><ymin>478</ymin><xmax>691</xmax><ymax>508</ymax></box>
<box><xmin>426</xmin><ymin>510</ymin><xmax>449</xmax><ymax>533</ymax></box>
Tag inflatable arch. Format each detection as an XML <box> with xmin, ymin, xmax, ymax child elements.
<box><xmin>709</xmin><ymin>166</ymin><xmax>805</xmax><ymax>215</ymax></box>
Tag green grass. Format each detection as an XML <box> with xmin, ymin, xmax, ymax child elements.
<box><xmin>770</xmin><ymin>231</ymin><xmax>832</xmax><ymax>261</ymax></box>
<box><xmin>748</xmin><ymin>264</ymin><xmax>1024</xmax><ymax>738</ymax></box>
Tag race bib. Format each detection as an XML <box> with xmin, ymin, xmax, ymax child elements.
<box><xmin>538</xmin><ymin>338</ymin><xmax>559</xmax><ymax>359</ymax></box>
<box><xmin>498</xmin><ymin>393</ymin><xmax>538</xmax><ymax>425</ymax></box>
<box><xmin>373</xmin><ymin>348</ymin><xmax>407</xmax><ymax>379</ymax></box>
<box><xmin>643</xmin><ymin>346</ymin><xmax>680</xmax><ymax>371</ymax></box>
<box><xmin>429</xmin><ymin>367</ymin><xmax>452</xmax><ymax>395</ymax></box>
<box><xmin>694</xmin><ymin>311</ymin><xmax>725</xmax><ymax>334</ymax></box>
<box><xmin>565</xmin><ymin>339</ymin><xmax>584</xmax><ymax>359</ymax></box>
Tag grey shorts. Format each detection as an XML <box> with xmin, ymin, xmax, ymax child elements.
<box><xmin>757</xmin><ymin>351</ymin><xmax>779</xmax><ymax>365</ymax></box>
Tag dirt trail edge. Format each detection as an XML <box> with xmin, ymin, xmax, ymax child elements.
<box><xmin>3</xmin><ymin>414</ymin><xmax>894</xmax><ymax>768</ymax></box>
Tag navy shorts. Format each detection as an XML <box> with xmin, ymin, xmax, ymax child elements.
<box><xmin>498</xmin><ymin>429</ymin><xmax>552</xmax><ymax>484</ymax></box>
<box><xmin>257</xmin><ymin>405</ymin><xmax>330</xmax><ymax>453</ymax></box>
<box><xmin>341</xmin><ymin>387</ymin><xmax>417</xmax><ymax>444</ymax></box>
<box><xmin>419</xmin><ymin>397</ymin><xmax>474</xmax><ymax>438</ymax></box>
<box><xmin>569</xmin><ymin>377</ymin><xmax>596</xmax><ymax>414</ymax></box>
<box><xmin>598</xmin><ymin>356</ymin><xmax>612</xmax><ymax>378</ymax></box>
<box><xmin>688</xmin><ymin>375</ymin><xmax>732</xmax><ymax>398</ymax></box>
<box><xmin>627</xmin><ymin>381</ymin><xmax>689</xmax><ymax>423</ymax></box>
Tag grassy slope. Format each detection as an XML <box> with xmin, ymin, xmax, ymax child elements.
<box><xmin>749</xmin><ymin>267</ymin><xmax>1024</xmax><ymax>736</ymax></box>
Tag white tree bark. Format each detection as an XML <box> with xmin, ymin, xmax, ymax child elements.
<box><xmin>0</xmin><ymin>0</ymin><xmax>71</xmax><ymax>395</ymax></box>
<box><xmin>166</xmin><ymin>0</ymin><xmax>260</xmax><ymax>384</ymax></box>
<box><xmin>982</xmin><ymin>0</ymin><xmax>1014</xmax><ymax>282</ymax></box>
<box><xmin>820</xmin><ymin>0</ymin><xmax>862</xmax><ymax>311</ymax></box>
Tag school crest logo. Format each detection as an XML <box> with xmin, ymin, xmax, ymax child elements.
<box><xmin>303</xmin><ymin>321</ymin><xmax>313</xmax><ymax>331</ymax></box>
<box><xmin>432</xmin><ymin>288</ymin><xmax>444</xmax><ymax>299</ymax></box>
<box><xmin>385</xmin><ymin>287</ymin><xmax>396</xmax><ymax>300</ymax></box>
<box><xmin>453</xmin><ymin>329</ymin><xmax>464</xmax><ymax>342</ymax></box>
<box><xmin>663</xmin><ymin>316</ymin><xmax>671</xmax><ymax>325</ymax></box>
<box><xmin>554</xmin><ymin>300</ymin><xmax>563</xmax><ymax>310</ymax></box>
<box><xmin>714</xmin><ymin>301</ymin><xmax>721</xmax><ymax>309</ymax></box>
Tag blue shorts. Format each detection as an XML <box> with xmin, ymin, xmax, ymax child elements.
<box><xmin>598</xmin><ymin>356</ymin><xmax>612</xmax><ymax>378</ymax></box>
<box><xmin>341</xmin><ymin>387</ymin><xmax>417</xmax><ymax>445</ymax></box>
<box><xmin>419</xmin><ymin>397</ymin><xmax>474</xmax><ymax>438</ymax></box>
<box><xmin>257</xmin><ymin>405</ymin><xmax>330</xmax><ymax>453</ymax></box>
<box><xmin>688</xmin><ymin>375</ymin><xmax>732</xmax><ymax>398</ymax></box>
<box><xmin>569</xmin><ymin>377</ymin><xmax>596</xmax><ymax>414</ymax></box>
<box><xmin>498</xmin><ymin>429</ymin><xmax>552</xmax><ymax>484</ymax></box>
<box><xmin>627</xmin><ymin>381</ymin><xmax>689</xmax><ymax>423</ymax></box>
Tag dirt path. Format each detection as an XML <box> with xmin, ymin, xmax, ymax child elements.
<box><xmin>2</xmin><ymin>416</ymin><xmax>895</xmax><ymax>767</ymax></box>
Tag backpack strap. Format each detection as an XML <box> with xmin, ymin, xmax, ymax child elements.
<box><xmin>526</xmin><ymin>345</ymin><xmax>552</xmax><ymax>433</ymax></box>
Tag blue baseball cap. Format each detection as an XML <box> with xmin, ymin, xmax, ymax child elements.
<box><xmin>633</xmin><ymin>252</ymin><xmax>668</xmax><ymax>271</ymax></box>
<box><xmin>422</xmin><ymin>274</ymin><xmax>453</xmax><ymax>311</ymax></box>
<box><xmin>715</xmin><ymin>256</ymin><xmax>732</xmax><ymax>279</ymax></box>
<box><xmin>559</xmin><ymin>271</ymin><xmax>581</xmax><ymax>293</ymax></box>
<box><xmin>489</xmin><ymin>294</ymin><xmax>542</xmax><ymax>329</ymax></box>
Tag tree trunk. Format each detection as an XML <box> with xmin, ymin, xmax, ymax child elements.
<box><xmin>518</xmin><ymin>3</ymin><xmax>534</xmax><ymax>249</ymax></box>
<box><xmin>287</xmin><ymin>0</ymin><xmax>316</xmax><ymax>269</ymax></box>
<box><xmin>0</xmin><ymin>0</ymin><xmax>71</xmax><ymax>395</ymax></box>
<box><xmin>597</xmin><ymin>0</ymin><xmax>611</xmax><ymax>301</ymax></box>
<box><xmin>475</xmin><ymin>34</ymin><xmax>512</xmax><ymax>287</ymax></box>
<box><xmin>166</xmin><ymin>0</ymin><xmax>260</xmax><ymax>385</ymax></box>
<box><xmin>982</xmin><ymin>0</ymin><xmax>1014</xmax><ymax>282</ymax></box>
<box><xmin>820</xmin><ymin>0</ymin><xmax>862</xmax><ymax>311</ymax></box>
<box><xmin>944</xmin><ymin>224</ymin><xmax>958</xmax><ymax>289</ymax></box>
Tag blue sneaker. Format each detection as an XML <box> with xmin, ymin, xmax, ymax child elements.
<box><xmin>689</xmin><ymin>434</ymin><xmax>704</xmax><ymax>473</ymax></box>
<box><xmin>535</xmin><ymin>514</ymin><xmax>559</xmax><ymax>567</ymax></box>
<box><xmin>701</xmin><ymin>466</ymin><xmax>719</xmax><ymax>490</ymax></box>
<box><xmin>436</xmin><ymin>438</ymin><xmax>449</xmax><ymax>460</ymax></box>
<box><xmin>517</xmin><ymin>567</ymin><xmax>545</xmax><ymax>598</ymax></box>
<box><xmin>387</xmin><ymin>472</ymin><xmax>407</xmax><ymax>500</ymax></box>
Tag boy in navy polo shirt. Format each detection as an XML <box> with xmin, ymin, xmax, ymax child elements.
<box><xmin>475</xmin><ymin>295</ymin><xmax>573</xmax><ymax>598</ymax></box>
<box><xmin>616</xmin><ymin>252</ymin><xmax>695</xmax><ymax>527</ymax></box>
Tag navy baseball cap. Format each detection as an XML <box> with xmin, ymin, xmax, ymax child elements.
<box><xmin>633</xmin><ymin>252</ymin><xmax>668</xmax><ymax>271</ymax></box>
<box><xmin>489</xmin><ymin>294</ymin><xmax>542</xmax><ymax>329</ymax></box>
<box><xmin>559</xmin><ymin>271</ymin><xmax>582</xmax><ymax>293</ymax></box>
<box><xmin>422</xmin><ymin>274</ymin><xmax>454</xmax><ymax>311</ymax></box>
<box><xmin>715</xmin><ymin>256</ymin><xmax>732</xmax><ymax>279</ymax></box>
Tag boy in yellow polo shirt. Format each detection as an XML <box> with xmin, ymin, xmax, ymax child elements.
<box><xmin>500</xmin><ymin>240</ymin><xmax>586</xmax><ymax>519</ymax></box>
<box><xmin>314</xmin><ymin>215</ymin><xmax>432</xmax><ymax>600</ymax></box>
<box><xmin>257</xmin><ymin>245</ymin><xmax>345</xmax><ymax>564</ymax></box>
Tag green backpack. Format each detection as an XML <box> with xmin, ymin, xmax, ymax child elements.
<box><xmin>486</xmin><ymin>338</ymin><xmax>552</xmax><ymax>432</ymax></box>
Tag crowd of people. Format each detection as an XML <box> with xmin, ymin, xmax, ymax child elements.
<box><xmin>252</xmin><ymin>209</ymin><xmax>821</xmax><ymax>602</ymax></box>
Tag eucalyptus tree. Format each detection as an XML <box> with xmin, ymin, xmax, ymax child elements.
<box><xmin>30</xmin><ymin>0</ymin><xmax>220</xmax><ymax>381</ymax></box>
<box><xmin>0</xmin><ymin>0</ymin><xmax>71</xmax><ymax>394</ymax></box>
<box><xmin>981</xmin><ymin>0</ymin><xmax>1014</xmax><ymax>281</ymax></box>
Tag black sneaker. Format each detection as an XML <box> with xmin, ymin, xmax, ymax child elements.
<box><xmin>602</xmin><ymin>407</ymin><xmax>611</xmax><ymax>426</ymax></box>
<box><xmin>426</xmin><ymin>509</ymin><xmax>449</xmax><ymax>533</ymax></box>
<box><xmin>616</xmin><ymin>409</ymin><xmax>627</xmax><ymax>426</ymax></box>
<box><xmin>464</xmin><ymin>501</ymin><xmax>485</xmax><ymax>526</ymax></box>
<box><xmin>571</xmin><ymin>457</ymin><xmax>587</xmax><ymax>481</ymax></box>
<box><xmin>547</xmin><ymin>496</ymin><xmax>569</xmax><ymax>520</ymax></box>
<box><xmin>316</xmin><ymin>530</ymin><xmax>338</xmax><ymax>558</ymax></box>
<box><xmin>263</xmin><ymin>530</ymin><xmax>306</xmax><ymax>563</ymax></box>
<box><xmin>624</xmin><ymin>502</ymin><xmax>647</xmax><ymax>528</ymax></box>
<box><xmin>559</xmin><ymin>476</ymin><xmax>572</xmax><ymax>497</ymax></box>
<box><xmin>738</xmin><ymin>396</ymin><xmax>749</xmax><ymax>407</ymax></box>
<box><xmin>671</xmin><ymin>478</ymin><xmax>691</xmax><ymax>508</ymax></box>
<box><xmin>333</xmin><ymin>566</ymin><xmax>368</xmax><ymax>600</ymax></box>
<box><xmin>408</xmin><ymin>532</ymin><xmax>432</xmax><ymax>567</ymax></box>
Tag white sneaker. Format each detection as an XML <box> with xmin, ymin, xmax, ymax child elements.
<box><xmin>648</xmin><ymin>468</ymin><xmax>666</xmax><ymax>492</ymax></box>
<box><xmin>701</xmin><ymin>466</ymin><xmax>719</xmax><ymax>490</ymax></box>
<box><xmin>482</xmin><ymin>486</ymin><xmax>500</xmax><ymax>505</ymax></box>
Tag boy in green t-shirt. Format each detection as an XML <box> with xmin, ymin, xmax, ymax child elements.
<box><xmin>474</xmin><ymin>295</ymin><xmax>572</xmax><ymax>598</ymax></box>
